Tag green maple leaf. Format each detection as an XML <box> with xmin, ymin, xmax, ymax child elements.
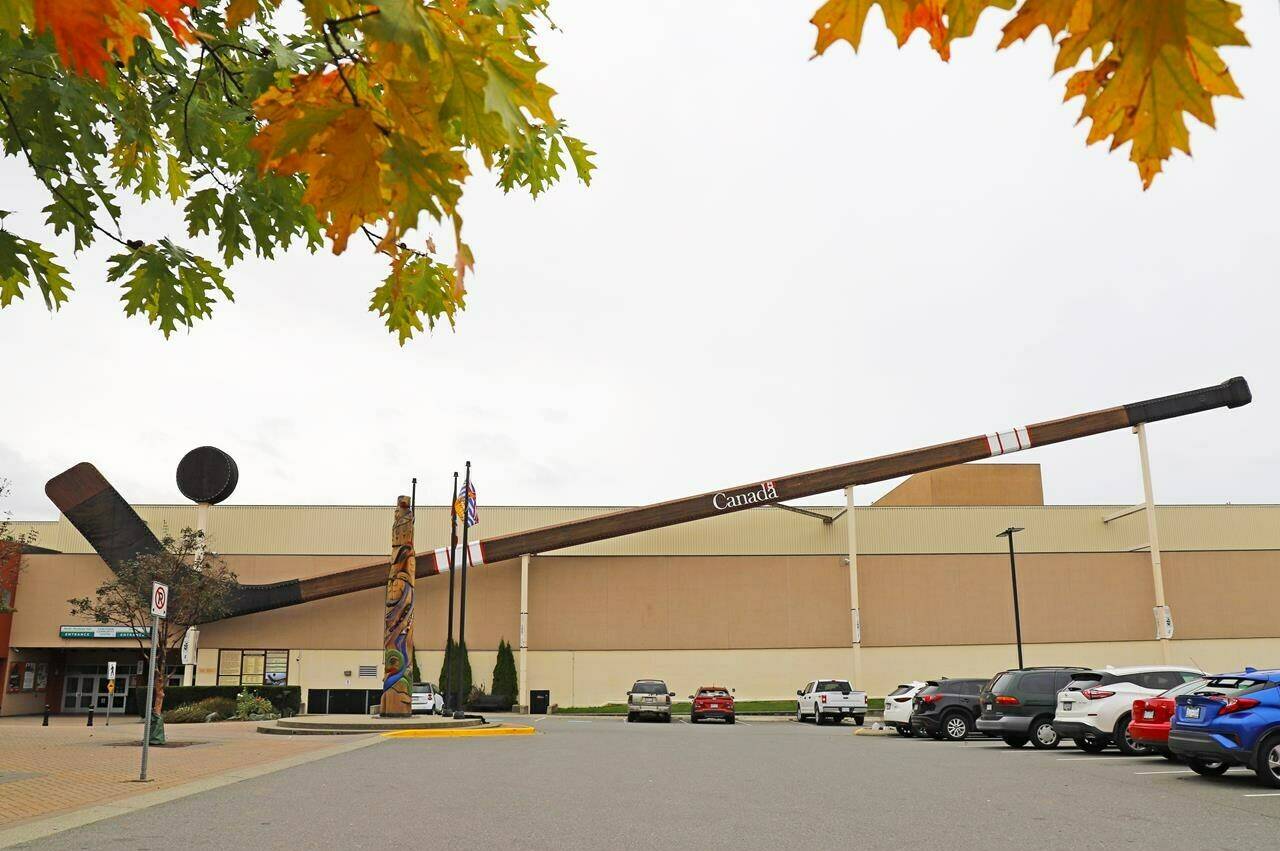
<box><xmin>108</xmin><ymin>240</ymin><xmax>233</xmax><ymax>337</ymax></box>
<box><xmin>0</xmin><ymin>229</ymin><xmax>73</xmax><ymax>310</ymax></box>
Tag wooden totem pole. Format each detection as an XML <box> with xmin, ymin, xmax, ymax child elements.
<box><xmin>380</xmin><ymin>495</ymin><xmax>415</xmax><ymax>717</ymax></box>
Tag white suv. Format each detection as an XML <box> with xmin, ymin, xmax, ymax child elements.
<box><xmin>1052</xmin><ymin>666</ymin><xmax>1203</xmax><ymax>754</ymax></box>
<box><xmin>882</xmin><ymin>681</ymin><xmax>927</xmax><ymax>737</ymax></box>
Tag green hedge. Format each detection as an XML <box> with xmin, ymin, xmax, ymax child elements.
<box><xmin>129</xmin><ymin>685</ymin><xmax>301</xmax><ymax>716</ymax></box>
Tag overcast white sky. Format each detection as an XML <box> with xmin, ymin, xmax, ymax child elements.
<box><xmin>2</xmin><ymin>1</ymin><xmax>1278</xmax><ymax>523</ymax></box>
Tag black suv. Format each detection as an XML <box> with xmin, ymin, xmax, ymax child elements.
<box><xmin>910</xmin><ymin>678</ymin><xmax>989</xmax><ymax>741</ymax></box>
<box><xmin>978</xmin><ymin>667</ymin><xmax>1088</xmax><ymax>749</ymax></box>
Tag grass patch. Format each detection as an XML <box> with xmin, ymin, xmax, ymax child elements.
<box><xmin>556</xmin><ymin>697</ymin><xmax>885</xmax><ymax>715</ymax></box>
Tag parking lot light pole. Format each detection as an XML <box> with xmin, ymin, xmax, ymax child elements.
<box><xmin>997</xmin><ymin>527</ymin><xmax>1025</xmax><ymax>670</ymax></box>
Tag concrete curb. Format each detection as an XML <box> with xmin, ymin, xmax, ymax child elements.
<box><xmin>0</xmin><ymin>734</ymin><xmax>383</xmax><ymax>849</ymax></box>
<box><xmin>381</xmin><ymin>726</ymin><xmax>536</xmax><ymax>739</ymax></box>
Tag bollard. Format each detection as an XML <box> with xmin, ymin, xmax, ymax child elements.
<box><xmin>42</xmin><ymin>705</ymin><xmax>50</xmax><ymax>726</ymax></box>
<box><xmin>87</xmin><ymin>707</ymin><xmax>94</xmax><ymax>727</ymax></box>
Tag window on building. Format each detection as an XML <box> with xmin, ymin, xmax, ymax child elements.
<box><xmin>217</xmin><ymin>650</ymin><xmax>288</xmax><ymax>686</ymax></box>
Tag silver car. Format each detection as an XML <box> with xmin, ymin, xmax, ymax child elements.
<box><xmin>626</xmin><ymin>679</ymin><xmax>675</xmax><ymax>723</ymax></box>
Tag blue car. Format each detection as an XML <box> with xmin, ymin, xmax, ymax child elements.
<box><xmin>1167</xmin><ymin>668</ymin><xmax>1280</xmax><ymax>787</ymax></box>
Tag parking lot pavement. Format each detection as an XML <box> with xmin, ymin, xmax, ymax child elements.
<box><xmin>15</xmin><ymin>716</ymin><xmax>1280</xmax><ymax>850</ymax></box>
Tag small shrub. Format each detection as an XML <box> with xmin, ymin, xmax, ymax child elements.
<box><xmin>163</xmin><ymin>696</ymin><xmax>237</xmax><ymax>723</ymax></box>
<box><xmin>235</xmin><ymin>690</ymin><xmax>276</xmax><ymax>719</ymax></box>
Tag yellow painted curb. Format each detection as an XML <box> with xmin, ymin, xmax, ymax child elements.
<box><xmin>381</xmin><ymin>726</ymin><xmax>536</xmax><ymax>739</ymax></box>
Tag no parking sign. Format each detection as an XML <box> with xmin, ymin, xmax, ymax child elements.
<box><xmin>151</xmin><ymin>582</ymin><xmax>168</xmax><ymax>619</ymax></box>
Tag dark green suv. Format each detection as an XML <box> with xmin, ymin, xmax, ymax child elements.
<box><xmin>977</xmin><ymin>667</ymin><xmax>1088</xmax><ymax>749</ymax></box>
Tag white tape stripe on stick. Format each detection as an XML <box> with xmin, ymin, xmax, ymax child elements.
<box><xmin>469</xmin><ymin>541</ymin><xmax>485</xmax><ymax>566</ymax></box>
<box><xmin>986</xmin><ymin>426</ymin><xmax>1033</xmax><ymax>457</ymax></box>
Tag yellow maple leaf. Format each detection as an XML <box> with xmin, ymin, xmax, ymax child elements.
<box><xmin>250</xmin><ymin>71</ymin><xmax>389</xmax><ymax>253</ymax></box>
<box><xmin>1045</xmin><ymin>0</ymin><xmax>1248</xmax><ymax>188</ymax></box>
<box><xmin>812</xmin><ymin>0</ymin><xmax>1013</xmax><ymax>60</ymax></box>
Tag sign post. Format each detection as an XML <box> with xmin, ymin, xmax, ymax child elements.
<box><xmin>140</xmin><ymin>582</ymin><xmax>168</xmax><ymax>782</ymax></box>
<box><xmin>105</xmin><ymin>661</ymin><xmax>116</xmax><ymax>726</ymax></box>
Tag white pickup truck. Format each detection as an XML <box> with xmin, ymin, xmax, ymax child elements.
<box><xmin>796</xmin><ymin>678</ymin><xmax>868</xmax><ymax>725</ymax></box>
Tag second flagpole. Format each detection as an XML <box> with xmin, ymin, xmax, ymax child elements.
<box><xmin>445</xmin><ymin>471</ymin><xmax>459</xmax><ymax>711</ymax></box>
<box><xmin>453</xmin><ymin>461</ymin><xmax>472</xmax><ymax>719</ymax></box>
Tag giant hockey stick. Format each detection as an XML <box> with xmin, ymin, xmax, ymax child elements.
<box><xmin>47</xmin><ymin>377</ymin><xmax>1251</xmax><ymax>620</ymax></box>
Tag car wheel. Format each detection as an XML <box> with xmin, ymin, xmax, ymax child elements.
<box><xmin>814</xmin><ymin>710</ymin><xmax>824</xmax><ymax>725</ymax></box>
<box><xmin>853</xmin><ymin>714</ymin><xmax>865</xmax><ymax>727</ymax></box>
<box><xmin>663</xmin><ymin>714</ymin><xmax>672</xmax><ymax>724</ymax></box>
<box><xmin>1112</xmin><ymin>714</ymin><xmax>1150</xmax><ymax>756</ymax></box>
<box><xmin>942</xmin><ymin>712</ymin><xmax>971</xmax><ymax>742</ymax></box>
<box><xmin>796</xmin><ymin>705</ymin><xmax>804</xmax><ymax>723</ymax></box>
<box><xmin>626</xmin><ymin>712</ymin><xmax>635</xmax><ymax>723</ymax></box>
<box><xmin>727</xmin><ymin>715</ymin><xmax>736</xmax><ymax>725</ymax></box>
<box><xmin>1074</xmin><ymin>735</ymin><xmax>1108</xmax><ymax>754</ymax></box>
<box><xmin>690</xmin><ymin>713</ymin><xmax>699</xmax><ymax>724</ymax></box>
<box><xmin>1003</xmin><ymin>735</ymin><xmax>1028</xmax><ymax>748</ymax></box>
<box><xmin>1254</xmin><ymin>733</ymin><xmax>1280</xmax><ymax>789</ymax></box>
<box><xmin>1031</xmin><ymin>718</ymin><xmax>1061</xmax><ymax>749</ymax></box>
<box><xmin>896</xmin><ymin>725</ymin><xmax>914</xmax><ymax>738</ymax></box>
<box><xmin>1187</xmin><ymin>757</ymin><xmax>1230</xmax><ymax>777</ymax></box>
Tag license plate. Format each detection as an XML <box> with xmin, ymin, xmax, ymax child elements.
<box><xmin>1063</xmin><ymin>702</ymin><xmax>1073</xmax><ymax>711</ymax></box>
<box><xmin>1186</xmin><ymin>706</ymin><xmax>1201</xmax><ymax>720</ymax></box>
<box><xmin>1144</xmin><ymin>710</ymin><xmax>1154</xmax><ymax>719</ymax></box>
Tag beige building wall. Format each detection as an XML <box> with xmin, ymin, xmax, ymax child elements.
<box><xmin>874</xmin><ymin>464</ymin><xmax>1045</xmax><ymax>507</ymax></box>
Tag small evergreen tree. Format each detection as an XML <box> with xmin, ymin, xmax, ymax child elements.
<box><xmin>492</xmin><ymin>639</ymin><xmax>518</xmax><ymax>705</ymax></box>
<box><xmin>411</xmin><ymin>655</ymin><xmax>421</xmax><ymax>686</ymax></box>
<box><xmin>438</xmin><ymin>638</ymin><xmax>472</xmax><ymax>703</ymax></box>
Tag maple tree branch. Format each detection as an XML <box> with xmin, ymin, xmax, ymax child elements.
<box><xmin>322</xmin><ymin>28</ymin><xmax>361</xmax><ymax>108</ymax></box>
<box><xmin>0</xmin><ymin>87</ymin><xmax>134</xmax><ymax>250</ymax></box>
<box><xmin>328</xmin><ymin>10</ymin><xmax>381</xmax><ymax>28</ymax></box>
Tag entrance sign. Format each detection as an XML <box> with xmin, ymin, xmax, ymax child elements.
<box><xmin>151</xmin><ymin>582</ymin><xmax>168</xmax><ymax>618</ymax></box>
<box><xmin>60</xmin><ymin>625</ymin><xmax>149</xmax><ymax>639</ymax></box>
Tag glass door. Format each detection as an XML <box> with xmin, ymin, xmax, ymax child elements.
<box><xmin>62</xmin><ymin>665</ymin><xmax>128</xmax><ymax>713</ymax></box>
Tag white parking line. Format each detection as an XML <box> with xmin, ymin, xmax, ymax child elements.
<box><xmin>1243</xmin><ymin>793</ymin><xmax>1280</xmax><ymax>797</ymax></box>
<box><xmin>1057</xmin><ymin>756</ymin><xmax>1150</xmax><ymax>762</ymax></box>
<box><xmin>1134</xmin><ymin>770</ymin><xmax>1195</xmax><ymax>775</ymax></box>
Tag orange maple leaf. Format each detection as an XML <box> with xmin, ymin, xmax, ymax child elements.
<box><xmin>251</xmin><ymin>71</ymin><xmax>389</xmax><ymax>253</ymax></box>
<box><xmin>33</xmin><ymin>0</ymin><xmax>195</xmax><ymax>81</ymax></box>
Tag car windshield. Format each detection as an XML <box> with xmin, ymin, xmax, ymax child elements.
<box><xmin>887</xmin><ymin>685</ymin><xmax>914</xmax><ymax>697</ymax></box>
<box><xmin>631</xmin><ymin>682</ymin><xmax>667</xmax><ymax>694</ymax></box>
<box><xmin>989</xmin><ymin>672</ymin><xmax>1016</xmax><ymax>694</ymax></box>
<box><xmin>917</xmin><ymin>685</ymin><xmax>939</xmax><ymax>697</ymax></box>
<box><xmin>816</xmin><ymin>680</ymin><xmax>851</xmax><ymax>693</ymax></box>
<box><xmin>1190</xmin><ymin>677</ymin><xmax>1269</xmax><ymax>698</ymax></box>
<box><xmin>1065</xmin><ymin>673</ymin><xmax>1104</xmax><ymax>690</ymax></box>
<box><xmin>698</xmin><ymin>689</ymin><xmax>730</xmax><ymax>698</ymax></box>
<box><xmin>1160</xmin><ymin>677</ymin><xmax>1207</xmax><ymax>698</ymax></box>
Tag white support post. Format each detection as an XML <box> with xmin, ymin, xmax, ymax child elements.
<box><xmin>1135</xmin><ymin>424</ymin><xmax>1173</xmax><ymax>662</ymax></box>
<box><xmin>845</xmin><ymin>487</ymin><xmax>863</xmax><ymax>687</ymax></box>
<box><xmin>519</xmin><ymin>553</ymin><xmax>530</xmax><ymax>713</ymax></box>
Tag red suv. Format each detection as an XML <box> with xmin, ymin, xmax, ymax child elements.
<box><xmin>690</xmin><ymin>686</ymin><xmax>735</xmax><ymax>724</ymax></box>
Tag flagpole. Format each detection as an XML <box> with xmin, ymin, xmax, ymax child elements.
<box><xmin>453</xmin><ymin>461</ymin><xmax>472</xmax><ymax>719</ymax></box>
<box><xmin>445</xmin><ymin>471</ymin><xmax>458</xmax><ymax>711</ymax></box>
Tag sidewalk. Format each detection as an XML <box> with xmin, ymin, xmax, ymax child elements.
<box><xmin>0</xmin><ymin>715</ymin><xmax>374</xmax><ymax>833</ymax></box>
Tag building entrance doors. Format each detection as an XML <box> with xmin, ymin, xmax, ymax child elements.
<box><xmin>62</xmin><ymin>664</ymin><xmax>128</xmax><ymax>714</ymax></box>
